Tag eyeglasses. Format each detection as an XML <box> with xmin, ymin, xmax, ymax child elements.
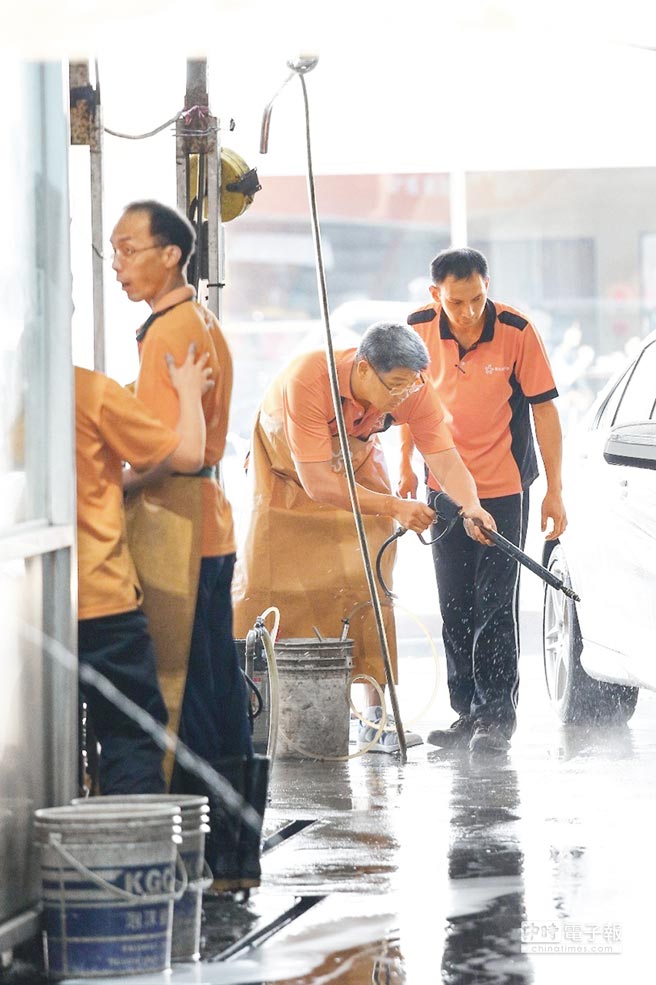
<box><xmin>369</xmin><ymin>364</ymin><xmax>425</xmax><ymax>399</ymax></box>
<box><xmin>111</xmin><ymin>243</ymin><xmax>163</xmax><ymax>263</ymax></box>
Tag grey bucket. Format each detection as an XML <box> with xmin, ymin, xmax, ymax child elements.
<box><xmin>34</xmin><ymin>803</ymin><xmax>183</xmax><ymax>979</ymax></box>
<box><xmin>275</xmin><ymin>637</ymin><xmax>353</xmax><ymax>759</ymax></box>
<box><xmin>72</xmin><ymin>794</ymin><xmax>211</xmax><ymax>962</ymax></box>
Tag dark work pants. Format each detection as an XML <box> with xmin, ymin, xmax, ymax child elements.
<box><xmin>173</xmin><ymin>553</ymin><xmax>253</xmax><ymax>788</ymax></box>
<box><xmin>429</xmin><ymin>491</ymin><xmax>529</xmax><ymax>737</ymax></box>
<box><xmin>78</xmin><ymin>609</ymin><xmax>168</xmax><ymax>794</ymax></box>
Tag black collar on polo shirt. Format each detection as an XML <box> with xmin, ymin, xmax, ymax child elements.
<box><xmin>439</xmin><ymin>298</ymin><xmax>496</xmax><ymax>347</ymax></box>
<box><xmin>136</xmin><ymin>300</ymin><xmax>190</xmax><ymax>344</ymax></box>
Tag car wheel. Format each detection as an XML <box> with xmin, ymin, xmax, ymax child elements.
<box><xmin>542</xmin><ymin>543</ymin><xmax>638</xmax><ymax>724</ymax></box>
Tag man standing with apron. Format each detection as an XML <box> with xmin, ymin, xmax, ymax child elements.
<box><xmin>111</xmin><ymin>200</ymin><xmax>264</xmax><ymax>892</ymax></box>
<box><xmin>233</xmin><ymin>321</ymin><xmax>494</xmax><ymax>753</ymax></box>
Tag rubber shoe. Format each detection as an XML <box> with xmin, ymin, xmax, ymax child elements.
<box><xmin>357</xmin><ymin>705</ymin><xmax>423</xmax><ymax>754</ymax></box>
<box><xmin>469</xmin><ymin>722</ymin><xmax>511</xmax><ymax>758</ymax></box>
<box><xmin>427</xmin><ymin>714</ymin><xmax>474</xmax><ymax>749</ymax></box>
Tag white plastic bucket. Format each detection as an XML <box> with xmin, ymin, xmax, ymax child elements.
<box><xmin>72</xmin><ymin>794</ymin><xmax>211</xmax><ymax>962</ymax></box>
<box><xmin>274</xmin><ymin>637</ymin><xmax>354</xmax><ymax>758</ymax></box>
<box><xmin>34</xmin><ymin>803</ymin><xmax>183</xmax><ymax>979</ymax></box>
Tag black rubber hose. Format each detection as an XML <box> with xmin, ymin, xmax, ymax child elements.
<box><xmin>375</xmin><ymin>527</ymin><xmax>408</xmax><ymax>599</ymax></box>
<box><xmin>242</xmin><ymin>671</ymin><xmax>264</xmax><ymax>721</ymax></box>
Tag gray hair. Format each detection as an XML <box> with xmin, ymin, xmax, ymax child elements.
<box><xmin>355</xmin><ymin>321</ymin><xmax>429</xmax><ymax>374</ymax></box>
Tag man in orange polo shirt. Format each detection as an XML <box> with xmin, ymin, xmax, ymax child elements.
<box><xmin>233</xmin><ymin>321</ymin><xmax>495</xmax><ymax>753</ymax></box>
<box><xmin>111</xmin><ymin>200</ymin><xmax>261</xmax><ymax>892</ymax></box>
<box><xmin>76</xmin><ymin>345</ymin><xmax>209</xmax><ymax>794</ymax></box>
<box><xmin>401</xmin><ymin>247</ymin><xmax>567</xmax><ymax>757</ymax></box>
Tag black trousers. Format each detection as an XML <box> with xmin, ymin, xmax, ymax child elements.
<box><xmin>428</xmin><ymin>490</ymin><xmax>529</xmax><ymax>737</ymax></box>
<box><xmin>173</xmin><ymin>554</ymin><xmax>253</xmax><ymax>785</ymax></box>
<box><xmin>78</xmin><ymin>608</ymin><xmax>168</xmax><ymax>794</ymax></box>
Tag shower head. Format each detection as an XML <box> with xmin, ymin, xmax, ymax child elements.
<box><xmin>260</xmin><ymin>54</ymin><xmax>320</xmax><ymax>154</ymax></box>
<box><xmin>286</xmin><ymin>53</ymin><xmax>319</xmax><ymax>75</ymax></box>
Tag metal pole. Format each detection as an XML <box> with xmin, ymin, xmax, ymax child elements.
<box><xmin>69</xmin><ymin>61</ymin><xmax>105</xmax><ymax>372</ymax></box>
<box><xmin>90</xmin><ymin>72</ymin><xmax>105</xmax><ymax>373</ymax></box>
<box><xmin>206</xmin><ymin>128</ymin><xmax>222</xmax><ymax>319</ymax></box>
<box><xmin>175</xmin><ymin>124</ymin><xmax>187</xmax><ymax>219</ymax></box>
<box><xmin>260</xmin><ymin>62</ymin><xmax>408</xmax><ymax>760</ymax></box>
<box><xmin>184</xmin><ymin>59</ymin><xmax>208</xmax><ymax>111</ymax></box>
<box><xmin>177</xmin><ymin>58</ymin><xmax>223</xmax><ymax>318</ymax></box>
<box><xmin>297</xmin><ymin>75</ymin><xmax>407</xmax><ymax>762</ymax></box>
<box><xmin>195</xmin><ymin>151</ymin><xmax>206</xmax><ymax>296</ymax></box>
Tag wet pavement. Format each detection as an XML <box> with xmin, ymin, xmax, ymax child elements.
<box><xmin>5</xmin><ymin>544</ymin><xmax>656</xmax><ymax>983</ymax></box>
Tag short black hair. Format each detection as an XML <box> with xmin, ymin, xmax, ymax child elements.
<box><xmin>430</xmin><ymin>248</ymin><xmax>489</xmax><ymax>285</ymax></box>
<box><xmin>124</xmin><ymin>200</ymin><xmax>196</xmax><ymax>269</ymax></box>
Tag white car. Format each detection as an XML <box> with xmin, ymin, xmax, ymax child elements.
<box><xmin>543</xmin><ymin>330</ymin><xmax>656</xmax><ymax>723</ymax></box>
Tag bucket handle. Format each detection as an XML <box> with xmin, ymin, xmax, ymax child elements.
<box><xmin>188</xmin><ymin>858</ymin><xmax>214</xmax><ymax>892</ymax></box>
<box><xmin>48</xmin><ymin>833</ymin><xmax>189</xmax><ymax>903</ymax></box>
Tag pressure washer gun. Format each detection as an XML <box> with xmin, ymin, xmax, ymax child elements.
<box><xmin>375</xmin><ymin>490</ymin><xmax>580</xmax><ymax>602</ymax></box>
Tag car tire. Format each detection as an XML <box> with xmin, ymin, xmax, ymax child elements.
<box><xmin>542</xmin><ymin>543</ymin><xmax>638</xmax><ymax>724</ymax></box>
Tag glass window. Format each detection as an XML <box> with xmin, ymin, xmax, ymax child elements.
<box><xmin>613</xmin><ymin>342</ymin><xmax>656</xmax><ymax>425</ymax></box>
<box><xmin>593</xmin><ymin>365</ymin><xmax>632</xmax><ymax>430</ymax></box>
<box><xmin>0</xmin><ymin>61</ymin><xmax>49</xmax><ymax>530</ymax></box>
<box><xmin>465</xmin><ymin>167</ymin><xmax>656</xmax><ymax>433</ymax></box>
<box><xmin>223</xmin><ymin>173</ymin><xmax>450</xmax><ymax>323</ymax></box>
<box><xmin>221</xmin><ymin>172</ymin><xmax>450</xmax><ymax>437</ymax></box>
<box><xmin>0</xmin><ymin>59</ymin><xmax>76</xmax><ymax>941</ymax></box>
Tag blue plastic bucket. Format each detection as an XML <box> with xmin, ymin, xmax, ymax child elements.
<box><xmin>34</xmin><ymin>803</ymin><xmax>183</xmax><ymax>979</ymax></box>
<box><xmin>72</xmin><ymin>794</ymin><xmax>211</xmax><ymax>962</ymax></box>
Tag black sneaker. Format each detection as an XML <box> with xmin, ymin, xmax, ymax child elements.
<box><xmin>427</xmin><ymin>714</ymin><xmax>474</xmax><ymax>748</ymax></box>
<box><xmin>468</xmin><ymin>722</ymin><xmax>510</xmax><ymax>757</ymax></box>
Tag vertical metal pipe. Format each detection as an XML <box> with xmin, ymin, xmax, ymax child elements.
<box><xmin>90</xmin><ymin>116</ymin><xmax>105</xmax><ymax>373</ymax></box>
<box><xmin>178</xmin><ymin>57</ymin><xmax>224</xmax><ymax>317</ymax></box>
<box><xmin>185</xmin><ymin>59</ymin><xmax>208</xmax><ymax>109</ymax></box>
<box><xmin>261</xmin><ymin>62</ymin><xmax>408</xmax><ymax>760</ymax></box>
<box><xmin>206</xmin><ymin>130</ymin><xmax>222</xmax><ymax>319</ymax></box>
<box><xmin>194</xmin><ymin>151</ymin><xmax>206</xmax><ymax>296</ymax></box>
<box><xmin>175</xmin><ymin>128</ymin><xmax>187</xmax><ymax>218</ymax></box>
<box><xmin>299</xmin><ymin>75</ymin><xmax>407</xmax><ymax>762</ymax></box>
<box><xmin>69</xmin><ymin>60</ymin><xmax>105</xmax><ymax>372</ymax></box>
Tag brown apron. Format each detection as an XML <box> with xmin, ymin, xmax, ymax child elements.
<box><xmin>232</xmin><ymin>410</ymin><xmax>398</xmax><ymax>683</ymax></box>
<box><xmin>125</xmin><ymin>476</ymin><xmax>203</xmax><ymax>786</ymax></box>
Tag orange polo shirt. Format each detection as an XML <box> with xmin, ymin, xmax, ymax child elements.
<box><xmin>408</xmin><ymin>299</ymin><xmax>558</xmax><ymax>498</ymax></box>
<box><xmin>75</xmin><ymin>367</ymin><xmax>180</xmax><ymax>620</ymax></box>
<box><xmin>135</xmin><ymin>286</ymin><xmax>236</xmax><ymax>557</ymax></box>
<box><xmin>268</xmin><ymin>348</ymin><xmax>454</xmax><ymax>462</ymax></box>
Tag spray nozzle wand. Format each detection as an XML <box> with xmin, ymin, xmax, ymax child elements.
<box><xmin>375</xmin><ymin>491</ymin><xmax>581</xmax><ymax>603</ymax></box>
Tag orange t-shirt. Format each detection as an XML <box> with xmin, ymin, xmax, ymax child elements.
<box><xmin>266</xmin><ymin>348</ymin><xmax>454</xmax><ymax>462</ymax></box>
<box><xmin>408</xmin><ymin>299</ymin><xmax>558</xmax><ymax>498</ymax></box>
<box><xmin>135</xmin><ymin>287</ymin><xmax>235</xmax><ymax>557</ymax></box>
<box><xmin>75</xmin><ymin>366</ymin><xmax>180</xmax><ymax>620</ymax></box>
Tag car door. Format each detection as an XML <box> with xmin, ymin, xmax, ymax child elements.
<box><xmin>564</xmin><ymin>367</ymin><xmax>631</xmax><ymax>656</ymax></box>
<box><xmin>594</xmin><ymin>341</ymin><xmax>656</xmax><ymax>672</ymax></box>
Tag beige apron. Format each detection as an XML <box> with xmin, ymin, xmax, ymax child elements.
<box><xmin>232</xmin><ymin>410</ymin><xmax>398</xmax><ymax>683</ymax></box>
<box><xmin>125</xmin><ymin>476</ymin><xmax>203</xmax><ymax>786</ymax></box>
